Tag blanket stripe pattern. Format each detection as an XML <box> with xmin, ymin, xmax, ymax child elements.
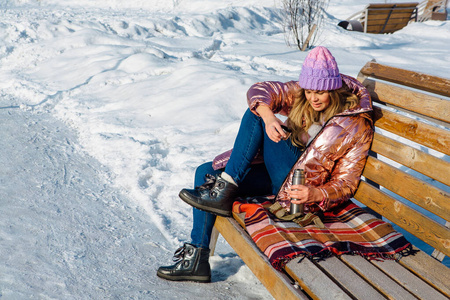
<box><xmin>233</xmin><ymin>199</ymin><xmax>413</xmax><ymax>270</ymax></box>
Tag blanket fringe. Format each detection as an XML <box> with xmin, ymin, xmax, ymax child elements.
<box><xmin>272</xmin><ymin>244</ymin><xmax>417</xmax><ymax>271</ymax></box>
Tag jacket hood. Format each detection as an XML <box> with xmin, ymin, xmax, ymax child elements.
<box><xmin>337</xmin><ymin>74</ymin><xmax>373</xmax><ymax>116</ymax></box>
<box><xmin>336</xmin><ymin>74</ymin><xmax>373</xmax><ymax>125</ymax></box>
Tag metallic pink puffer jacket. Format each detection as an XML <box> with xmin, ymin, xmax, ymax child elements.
<box><xmin>213</xmin><ymin>74</ymin><xmax>374</xmax><ymax>212</ymax></box>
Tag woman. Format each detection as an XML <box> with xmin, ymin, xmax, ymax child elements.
<box><xmin>157</xmin><ymin>46</ymin><xmax>373</xmax><ymax>283</ymax></box>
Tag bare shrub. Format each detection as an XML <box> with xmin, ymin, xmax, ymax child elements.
<box><xmin>281</xmin><ymin>0</ymin><xmax>329</xmax><ymax>51</ymax></box>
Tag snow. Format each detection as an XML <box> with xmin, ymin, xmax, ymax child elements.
<box><xmin>0</xmin><ymin>0</ymin><xmax>449</xmax><ymax>299</ymax></box>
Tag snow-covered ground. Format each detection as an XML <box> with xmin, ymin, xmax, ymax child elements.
<box><xmin>1</xmin><ymin>0</ymin><xmax>449</xmax><ymax>299</ymax></box>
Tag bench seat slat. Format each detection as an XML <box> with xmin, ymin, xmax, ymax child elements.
<box><xmin>373</xmin><ymin>106</ymin><xmax>450</xmax><ymax>156</ymax></box>
<box><xmin>230</xmin><ymin>213</ymin><xmax>352</xmax><ymax>300</ymax></box>
<box><xmin>398</xmin><ymin>247</ymin><xmax>450</xmax><ymax>297</ymax></box>
<box><xmin>371</xmin><ymin>133</ymin><xmax>450</xmax><ymax>186</ymax></box>
<box><xmin>314</xmin><ymin>256</ymin><xmax>385</xmax><ymax>299</ymax></box>
<box><xmin>362</xmin><ymin>156</ymin><xmax>450</xmax><ymax>221</ymax></box>
<box><xmin>214</xmin><ymin>216</ymin><xmax>308</xmax><ymax>300</ymax></box>
<box><xmin>371</xmin><ymin>259</ymin><xmax>449</xmax><ymax>299</ymax></box>
<box><xmin>354</xmin><ymin>181</ymin><xmax>450</xmax><ymax>257</ymax></box>
<box><xmin>285</xmin><ymin>259</ymin><xmax>352</xmax><ymax>300</ymax></box>
<box><xmin>340</xmin><ymin>255</ymin><xmax>416</xmax><ymax>299</ymax></box>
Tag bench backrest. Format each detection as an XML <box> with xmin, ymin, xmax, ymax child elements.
<box><xmin>355</xmin><ymin>61</ymin><xmax>450</xmax><ymax>261</ymax></box>
<box><xmin>363</xmin><ymin>3</ymin><xmax>419</xmax><ymax>33</ymax></box>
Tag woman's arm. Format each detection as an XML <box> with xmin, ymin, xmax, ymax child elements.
<box><xmin>249</xmin><ymin>81</ymin><xmax>298</xmax><ymax>142</ymax></box>
<box><xmin>256</xmin><ymin>105</ymin><xmax>290</xmax><ymax>142</ymax></box>
<box><xmin>247</xmin><ymin>81</ymin><xmax>298</xmax><ymax>117</ymax></box>
<box><xmin>288</xmin><ymin>118</ymin><xmax>374</xmax><ymax>211</ymax></box>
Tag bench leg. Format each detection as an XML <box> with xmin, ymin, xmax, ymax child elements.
<box><xmin>209</xmin><ymin>226</ymin><xmax>220</xmax><ymax>256</ymax></box>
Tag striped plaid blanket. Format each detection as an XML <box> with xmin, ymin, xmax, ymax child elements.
<box><xmin>233</xmin><ymin>198</ymin><xmax>413</xmax><ymax>270</ymax></box>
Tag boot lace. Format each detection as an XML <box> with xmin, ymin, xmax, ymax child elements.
<box><xmin>172</xmin><ymin>244</ymin><xmax>195</xmax><ymax>262</ymax></box>
<box><xmin>172</xmin><ymin>245</ymin><xmax>186</xmax><ymax>262</ymax></box>
<box><xmin>197</xmin><ymin>174</ymin><xmax>217</xmax><ymax>191</ymax></box>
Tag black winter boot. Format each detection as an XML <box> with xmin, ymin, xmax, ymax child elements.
<box><xmin>179</xmin><ymin>174</ymin><xmax>238</xmax><ymax>217</ymax></box>
<box><xmin>156</xmin><ymin>243</ymin><xmax>211</xmax><ymax>283</ymax></box>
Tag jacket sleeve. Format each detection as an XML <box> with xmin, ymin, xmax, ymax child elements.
<box><xmin>315</xmin><ymin>119</ymin><xmax>374</xmax><ymax>211</ymax></box>
<box><xmin>246</xmin><ymin>81</ymin><xmax>298</xmax><ymax>116</ymax></box>
<box><xmin>212</xmin><ymin>80</ymin><xmax>298</xmax><ymax>170</ymax></box>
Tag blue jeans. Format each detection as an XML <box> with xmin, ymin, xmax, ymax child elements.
<box><xmin>190</xmin><ymin>109</ymin><xmax>303</xmax><ymax>249</ymax></box>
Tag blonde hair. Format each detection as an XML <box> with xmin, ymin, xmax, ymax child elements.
<box><xmin>287</xmin><ymin>83</ymin><xmax>359</xmax><ymax>148</ymax></box>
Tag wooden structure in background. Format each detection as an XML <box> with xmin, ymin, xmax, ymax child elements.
<box><xmin>418</xmin><ymin>0</ymin><xmax>448</xmax><ymax>21</ymax></box>
<box><xmin>346</xmin><ymin>3</ymin><xmax>419</xmax><ymax>33</ymax></box>
<box><xmin>212</xmin><ymin>61</ymin><xmax>450</xmax><ymax>299</ymax></box>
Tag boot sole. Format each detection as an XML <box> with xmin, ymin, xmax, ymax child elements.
<box><xmin>156</xmin><ymin>270</ymin><xmax>211</xmax><ymax>283</ymax></box>
<box><xmin>179</xmin><ymin>190</ymin><xmax>232</xmax><ymax>217</ymax></box>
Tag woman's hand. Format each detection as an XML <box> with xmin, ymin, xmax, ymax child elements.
<box><xmin>289</xmin><ymin>185</ymin><xmax>323</xmax><ymax>205</ymax></box>
<box><xmin>256</xmin><ymin>105</ymin><xmax>288</xmax><ymax>142</ymax></box>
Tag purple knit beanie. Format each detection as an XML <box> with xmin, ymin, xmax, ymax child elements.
<box><xmin>298</xmin><ymin>46</ymin><xmax>342</xmax><ymax>90</ymax></box>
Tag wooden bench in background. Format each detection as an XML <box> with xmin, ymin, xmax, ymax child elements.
<box><xmin>346</xmin><ymin>3</ymin><xmax>419</xmax><ymax>33</ymax></box>
<box><xmin>211</xmin><ymin>61</ymin><xmax>450</xmax><ymax>299</ymax></box>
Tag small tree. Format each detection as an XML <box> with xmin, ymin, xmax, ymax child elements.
<box><xmin>281</xmin><ymin>0</ymin><xmax>329</xmax><ymax>51</ymax></box>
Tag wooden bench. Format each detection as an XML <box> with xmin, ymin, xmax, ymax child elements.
<box><xmin>346</xmin><ymin>3</ymin><xmax>419</xmax><ymax>33</ymax></box>
<box><xmin>211</xmin><ymin>61</ymin><xmax>450</xmax><ymax>299</ymax></box>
